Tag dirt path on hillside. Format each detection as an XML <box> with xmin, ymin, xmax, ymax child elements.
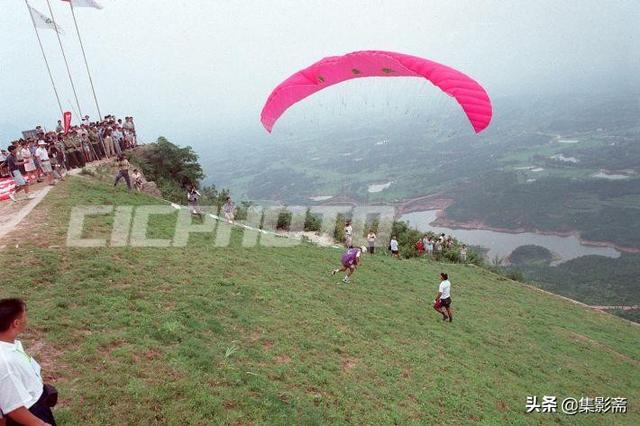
<box><xmin>0</xmin><ymin>165</ymin><xmax>98</xmax><ymax>245</ymax></box>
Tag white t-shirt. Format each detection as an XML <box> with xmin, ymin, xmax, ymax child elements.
<box><xmin>439</xmin><ymin>280</ymin><xmax>451</xmax><ymax>299</ymax></box>
<box><xmin>20</xmin><ymin>148</ymin><xmax>32</xmax><ymax>163</ymax></box>
<box><xmin>0</xmin><ymin>340</ymin><xmax>44</xmax><ymax>414</ymax></box>
<box><xmin>35</xmin><ymin>146</ymin><xmax>49</xmax><ymax>161</ymax></box>
<box><xmin>390</xmin><ymin>239</ymin><xmax>399</xmax><ymax>251</ymax></box>
<box><xmin>367</xmin><ymin>233</ymin><xmax>376</xmax><ymax>243</ymax></box>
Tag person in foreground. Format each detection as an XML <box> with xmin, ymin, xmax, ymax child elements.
<box><xmin>433</xmin><ymin>273</ymin><xmax>453</xmax><ymax>322</ymax></box>
<box><xmin>0</xmin><ymin>299</ymin><xmax>57</xmax><ymax>426</ymax></box>
<box><xmin>331</xmin><ymin>246</ymin><xmax>366</xmax><ymax>284</ymax></box>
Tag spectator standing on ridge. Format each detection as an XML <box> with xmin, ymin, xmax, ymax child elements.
<box><xmin>187</xmin><ymin>186</ymin><xmax>203</xmax><ymax>220</ymax></box>
<box><xmin>5</xmin><ymin>146</ymin><xmax>33</xmax><ymax>202</ymax></box>
<box><xmin>366</xmin><ymin>229</ymin><xmax>376</xmax><ymax>254</ymax></box>
<box><xmin>344</xmin><ymin>220</ymin><xmax>353</xmax><ymax>248</ymax></box>
<box><xmin>47</xmin><ymin>143</ymin><xmax>65</xmax><ymax>182</ymax></box>
<box><xmin>35</xmin><ymin>141</ymin><xmax>54</xmax><ymax>186</ymax></box>
<box><xmin>389</xmin><ymin>236</ymin><xmax>399</xmax><ymax>258</ymax></box>
<box><xmin>0</xmin><ymin>298</ymin><xmax>58</xmax><ymax>425</ymax></box>
<box><xmin>223</xmin><ymin>197</ymin><xmax>235</xmax><ymax>224</ymax></box>
<box><xmin>433</xmin><ymin>273</ymin><xmax>453</xmax><ymax>322</ymax></box>
<box><xmin>103</xmin><ymin>130</ymin><xmax>115</xmax><ymax>158</ymax></box>
<box><xmin>113</xmin><ymin>154</ymin><xmax>132</xmax><ymax>190</ymax></box>
<box><xmin>55</xmin><ymin>120</ymin><xmax>63</xmax><ymax>133</ymax></box>
<box><xmin>426</xmin><ymin>237</ymin><xmax>434</xmax><ymax>257</ymax></box>
<box><xmin>19</xmin><ymin>142</ymin><xmax>37</xmax><ymax>183</ymax></box>
<box><xmin>460</xmin><ymin>244</ymin><xmax>467</xmax><ymax>263</ymax></box>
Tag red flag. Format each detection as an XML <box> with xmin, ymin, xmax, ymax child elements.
<box><xmin>63</xmin><ymin>111</ymin><xmax>72</xmax><ymax>133</ymax></box>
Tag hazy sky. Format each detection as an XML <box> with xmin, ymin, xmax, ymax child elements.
<box><xmin>1</xmin><ymin>0</ymin><xmax>638</xmax><ymax>148</ymax></box>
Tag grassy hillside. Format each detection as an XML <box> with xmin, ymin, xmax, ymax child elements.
<box><xmin>1</xmin><ymin>177</ymin><xmax>639</xmax><ymax>425</ymax></box>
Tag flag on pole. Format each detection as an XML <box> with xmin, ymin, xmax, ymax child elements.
<box><xmin>28</xmin><ymin>4</ymin><xmax>64</xmax><ymax>33</ymax></box>
<box><xmin>62</xmin><ymin>0</ymin><xmax>103</xmax><ymax>9</ymax></box>
<box><xmin>63</xmin><ymin>111</ymin><xmax>72</xmax><ymax>133</ymax></box>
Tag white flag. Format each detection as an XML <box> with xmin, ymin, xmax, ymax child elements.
<box><xmin>62</xmin><ymin>0</ymin><xmax>103</xmax><ymax>9</ymax></box>
<box><xmin>28</xmin><ymin>4</ymin><xmax>64</xmax><ymax>34</ymax></box>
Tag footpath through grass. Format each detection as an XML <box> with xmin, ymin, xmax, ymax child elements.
<box><xmin>0</xmin><ymin>177</ymin><xmax>638</xmax><ymax>425</ymax></box>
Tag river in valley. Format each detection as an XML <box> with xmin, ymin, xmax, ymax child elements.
<box><xmin>400</xmin><ymin>210</ymin><xmax>621</xmax><ymax>265</ymax></box>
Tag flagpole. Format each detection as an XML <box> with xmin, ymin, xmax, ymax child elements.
<box><xmin>24</xmin><ymin>0</ymin><xmax>64</xmax><ymax>116</ymax></box>
<box><xmin>69</xmin><ymin>1</ymin><xmax>102</xmax><ymax>120</ymax></box>
<box><xmin>44</xmin><ymin>0</ymin><xmax>84</xmax><ymax>118</ymax></box>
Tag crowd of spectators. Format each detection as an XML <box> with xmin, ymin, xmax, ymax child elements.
<box><xmin>1</xmin><ymin>115</ymin><xmax>137</xmax><ymax>201</ymax></box>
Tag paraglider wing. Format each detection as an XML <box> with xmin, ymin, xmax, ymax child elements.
<box><xmin>260</xmin><ymin>50</ymin><xmax>492</xmax><ymax>133</ymax></box>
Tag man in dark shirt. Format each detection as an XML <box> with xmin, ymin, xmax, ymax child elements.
<box><xmin>5</xmin><ymin>146</ymin><xmax>33</xmax><ymax>202</ymax></box>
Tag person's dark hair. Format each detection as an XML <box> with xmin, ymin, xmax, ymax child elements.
<box><xmin>440</xmin><ymin>273</ymin><xmax>448</xmax><ymax>280</ymax></box>
<box><xmin>8</xmin><ymin>145</ymin><xmax>17</xmax><ymax>153</ymax></box>
<box><xmin>0</xmin><ymin>298</ymin><xmax>26</xmax><ymax>332</ymax></box>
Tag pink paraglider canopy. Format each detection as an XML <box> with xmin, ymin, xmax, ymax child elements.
<box><xmin>261</xmin><ymin>50</ymin><xmax>492</xmax><ymax>133</ymax></box>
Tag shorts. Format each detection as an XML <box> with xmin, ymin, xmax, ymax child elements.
<box><xmin>391</xmin><ymin>250</ymin><xmax>399</xmax><ymax>255</ymax></box>
<box><xmin>345</xmin><ymin>236</ymin><xmax>353</xmax><ymax>246</ymax></box>
<box><xmin>342</xmin><ymin>261</ymin><xmax>356</xmax><ymax>270</ymax></box>
<box><xmin>41</xmin><ymin>161</ymin><xmax>52</xmax><ymax>173</ymax></box>
<box><xmin>24</xmin><ymin>161</ymin><xmax>36</xmax><ymax>172</ymax></box>
<box><xmin>440</xmin><ymin>297</ymin><xmax>452</xmax><ymax>308</ymax></box>
<box><xmin>11</xmin><ymin>170</ymin><xmax>26</xmax><ymax>186</ymax></box>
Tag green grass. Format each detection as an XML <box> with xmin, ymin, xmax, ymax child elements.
<box><xmin>1</xmin><ymin>177</ymin><xmax>639</xmax><ymax>425</ymax></box>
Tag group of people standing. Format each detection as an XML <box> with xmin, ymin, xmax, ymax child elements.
<box><xmin>1</xmin><ymin>114</ymin><xmax>138</xmax><ymax>202</ymax></box>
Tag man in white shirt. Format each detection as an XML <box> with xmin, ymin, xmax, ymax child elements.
<box><xmin>433</xmin><ymin>273</ymin><xmax>453</xmax><ymax>322</ymax></box>
<box><xmin>344</xmin><ymin>221</ymin><xmax>353</xmax><ymax>248</ymax></box>
<box><xmin>0</xmin><ymin>298</ymin><xmax>56</xmax><ymax>425</ymax></box>
<box><xmin>35</xmin><ymin>142</ymin><xmax>54</xmax><ymax>186</ymax></box>
<box><xmin>389</xmin><ymin>236</ymin><xmax>399</xmax><ymax>258</ymax></box>
<box><xmin>366</xmin><ymin>230</ymin><xmax>376</xmax><ymax>254</ymax></box>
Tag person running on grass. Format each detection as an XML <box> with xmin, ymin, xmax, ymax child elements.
<box><xmin>331</xmin><ymin>246</ymin><xmax>366</xmax><ymax>284</ymax></box>
<box><xmin>433</xmin><ymin>272</ymin><xmax>453</xmax><ymax>322</ymax></box>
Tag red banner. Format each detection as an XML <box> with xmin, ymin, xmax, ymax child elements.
<box><xmin>63</xmin><ymin>111</ymin><xmax>72</xmax><ymax>133</ymax></box>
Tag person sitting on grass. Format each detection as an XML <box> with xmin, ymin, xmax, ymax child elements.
<box><xmin>132</xmin><ymin>169</ymin><xmax>143</xmax><ymax>192</ymax></box>
<box><xmin>433</xmin><ymin>272</ymin><xmax>453</xmax><ymax>322</ymax></box>
<box><xmin>331</xmin><ymin>246</ymin><xmax>366</xmax><ymax>284</ymax></box>
<box><xmin>113</xmin><ymin>154</ymin><xmax>131</xmax><ymax>190</ymax></box>
<box><xmin>0</xmin><ymin>298</ymin><xmax>57</xmax><ymax>425</ymax></box>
